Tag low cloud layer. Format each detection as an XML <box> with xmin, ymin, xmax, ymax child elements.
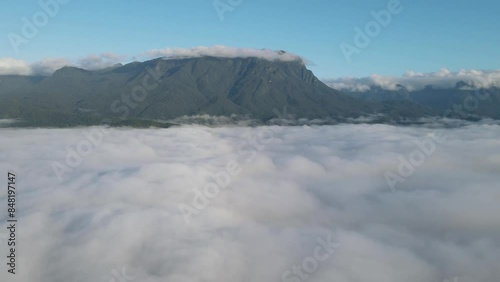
<box><xmin>0</xmin><ymin>53</ymin><xmax>124</xmax><ymax>76</ymax></box>
<box><xmin>144</xmin><ymin>46</ymin><xmax>306</xmax><ymax>64</ymax></box>
<box><xmin>0</xmin><ymin>124</ymin><xmax>499</xmax><ymax>282</ymax></box>
<box><xmin>325</xmin><ymin>69</ymin><xmax>500</xmax><ymax>91</ymax></box>
<box><xmin>0</xmin><ymin>58</ymin><xmax>35</xmax><ymax>76</ymax></box>
<box><xmin>78</xmin><ymin>52</ymin><xmax>126</xmax><ymax>70</ymax></box>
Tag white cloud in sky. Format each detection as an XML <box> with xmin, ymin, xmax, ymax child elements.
<box><xmin>0</xmin><ymin>124</ymin><xmax>499</xmax><ymax>282</ymax></box>
<box><xmin>30</xmin><ymin>57</ymin><xmax>73</xmax><ymax>76</ymax></box>
<box><xmin>325</xmin><ymin>68</ymin><xmax>500</xmax><ymax>91</ymax></box>
<box><xmin>143</xmin><ymin>45</ymin><xmax>306</xmax><ymax>64</ymax></box>
<box><xmin>0</xmin><ymin>57</ymin><xmax>32</xmax><ymax>75</ymax></box>
<box><xmin>0</xmin><ymin>53</ymin><xmax>125</xmax><ymax>76</ymax></box>
<box><xmin>78</xmin><ymin>52</ymin><xmax>126</xmax><ymax>70</ymax></box>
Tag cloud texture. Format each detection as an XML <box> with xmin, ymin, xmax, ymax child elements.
<box><xmin>78</xmin><ymin>53</ymin><xmax>125</xmax><ymax>70</ymax></box>
<box><xmin>325</xmin><ymin>68</ymin><xmax>500</xmax><ymax>91</ymax></box>
<box><xmin>0</xmin><ymin>124</ymin><xmax>499</xmax><ymax>282</ymax></box>
<box><xmin>0</xmin><ymin>53</ymin><xmax>124</xmax><ymax>76</ymax></box>
<box><xmin>144</xmin><ymin>46</ymin><xmax>306</xmax><ymax>64</ymax></box>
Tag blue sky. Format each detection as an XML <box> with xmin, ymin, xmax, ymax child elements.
<box><xmin>1</xmin><ymin>0</ymin><xmax>499</xmax><ymax>78</ymax></box>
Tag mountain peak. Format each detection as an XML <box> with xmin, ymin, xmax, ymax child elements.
<box><xmin>0</xmin><ymin>56</ymin><xmax>375</xmax><ymax>126</ymax></box>
<box><xmin>52</xmin><ymin>66</ymin><xmax>91</xmax><ymax>77</ymax></box>
<box><xmin>455</xmin><ymin>80</ymin><xmax>473</xmax><ymax>89</ymax></box>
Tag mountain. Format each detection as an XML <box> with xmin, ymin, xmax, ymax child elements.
<box><xmin>332</xmin><ymin>81</ymin><xmax>500</xmax><ymax>120</ymax></box>
<box><xmin>0</xmin><ymin>56</ymin><xmax>436</xmax><ymax>127</ymax></box>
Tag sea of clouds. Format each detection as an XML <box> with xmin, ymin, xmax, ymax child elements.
<box><xmin>0</xmin><ymin>124</ymin><xmax>499</xmax><ymax>282</ymax></box>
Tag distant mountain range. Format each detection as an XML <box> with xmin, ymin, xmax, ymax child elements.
<box><xmin>327</xmin><ymin>82</ymin><xmax>500</xmax><ymax>120</ymax></box>
<box><xmin>0</xmin><ymin>55</ymin><xmax>497</xmax><ymax>127</ymax></box>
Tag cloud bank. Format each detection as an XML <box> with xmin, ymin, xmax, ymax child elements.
<box><xmin>143</xmin><ymin>46</ymin><xmax>306</xmax><ymax>64</ymax></box>
<box><xmin>0</xmin><ymin>124</ymin><xmax>499</xmax><ymax>282</ymax></box>
<box><xmin>78</xmin><ymin>52</ymin><xmax>126</xmax><ymax>70</ymax></box>
<box><xmin>0</xmin><ymin>58</ymin><xmax>35</xmax><ymax>76</ymax></box>
<box><xmin>325</xmin><ymin>68</ymin><xmax>500</xmax><ymax>92</ymax></box>
<box><xmin>0</xmin><ymin>53</ymin><xmax>124</xmax><ymax>76</ymax></box>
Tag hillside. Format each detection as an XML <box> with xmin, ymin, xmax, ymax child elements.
<box><xmin>331</xmin><ymin>82</ymin><xmax>500</xmax><ymax>119</ymax></box>
<box><xmin>0</xmin><ymin>56</ymin><xmax>436</xmax><ymax>127</ymax></box>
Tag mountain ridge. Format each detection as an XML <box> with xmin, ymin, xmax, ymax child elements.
<box><xmin>0</xmin><ymin>56</ymin><xmax>438</xmax><ymax>127</ymax></box>
<box><xmin>331</xmin><ymin>82</ymin><xmax>500</xmax><ymax>120</ymax></box>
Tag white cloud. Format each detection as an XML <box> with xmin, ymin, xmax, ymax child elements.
<box><xmin>0</xmin><ymin>58</ymin><xmax>32</xmax><ymax>75</ymax></box>
<box><xmin>144</xmin><ymin>45</ymin><xmax>306</xmax><ymax>64</ymax></box>
<box><xmin>0</xmin><ymin>53</ymin><xmax>125</xmax><ymax>76</ymax></box>
<box><xmin>30</xmin><ymin>57</ymin><xmax>73</xmax><ymax>76</ymax></box>
<box><xmin>78</xmin><ymin>53</ymin><xmax>125</xmax><ymax>70</ymax></box>
<box><xmin>0</xmin><ymin>57</ymin><xmax>72</xmax><ymax>76</ymax></box>
<box><xmin>325</xmin><ymin>68</ymin><xmax>500</xmax><ymax>91</ymax></box>
<box><xmin>0</xmin><ymin>119</ymin><xmax>18</xmax><ymax>125</ymax></box>
<box><xmin>0</xmin><ymin>124</ymin><xmax>499</xmax><ymax>282</ymax></box>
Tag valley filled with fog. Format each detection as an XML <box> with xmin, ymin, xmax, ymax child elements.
<box><xmin>0</xmin><ymin>123</ymin><xmax>499</xmax><ymax>282</ymax></box>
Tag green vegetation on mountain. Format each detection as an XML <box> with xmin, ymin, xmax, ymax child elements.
<box><xmin>0</xmin><ymin>56</ymin><xmax>442</xmax><ymax>127</ymax></box>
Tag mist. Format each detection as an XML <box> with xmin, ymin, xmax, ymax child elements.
<box><xmin>0</xmin><ymin>124</ymin><xmax>499</xmax><ymax>282</ymax></box>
